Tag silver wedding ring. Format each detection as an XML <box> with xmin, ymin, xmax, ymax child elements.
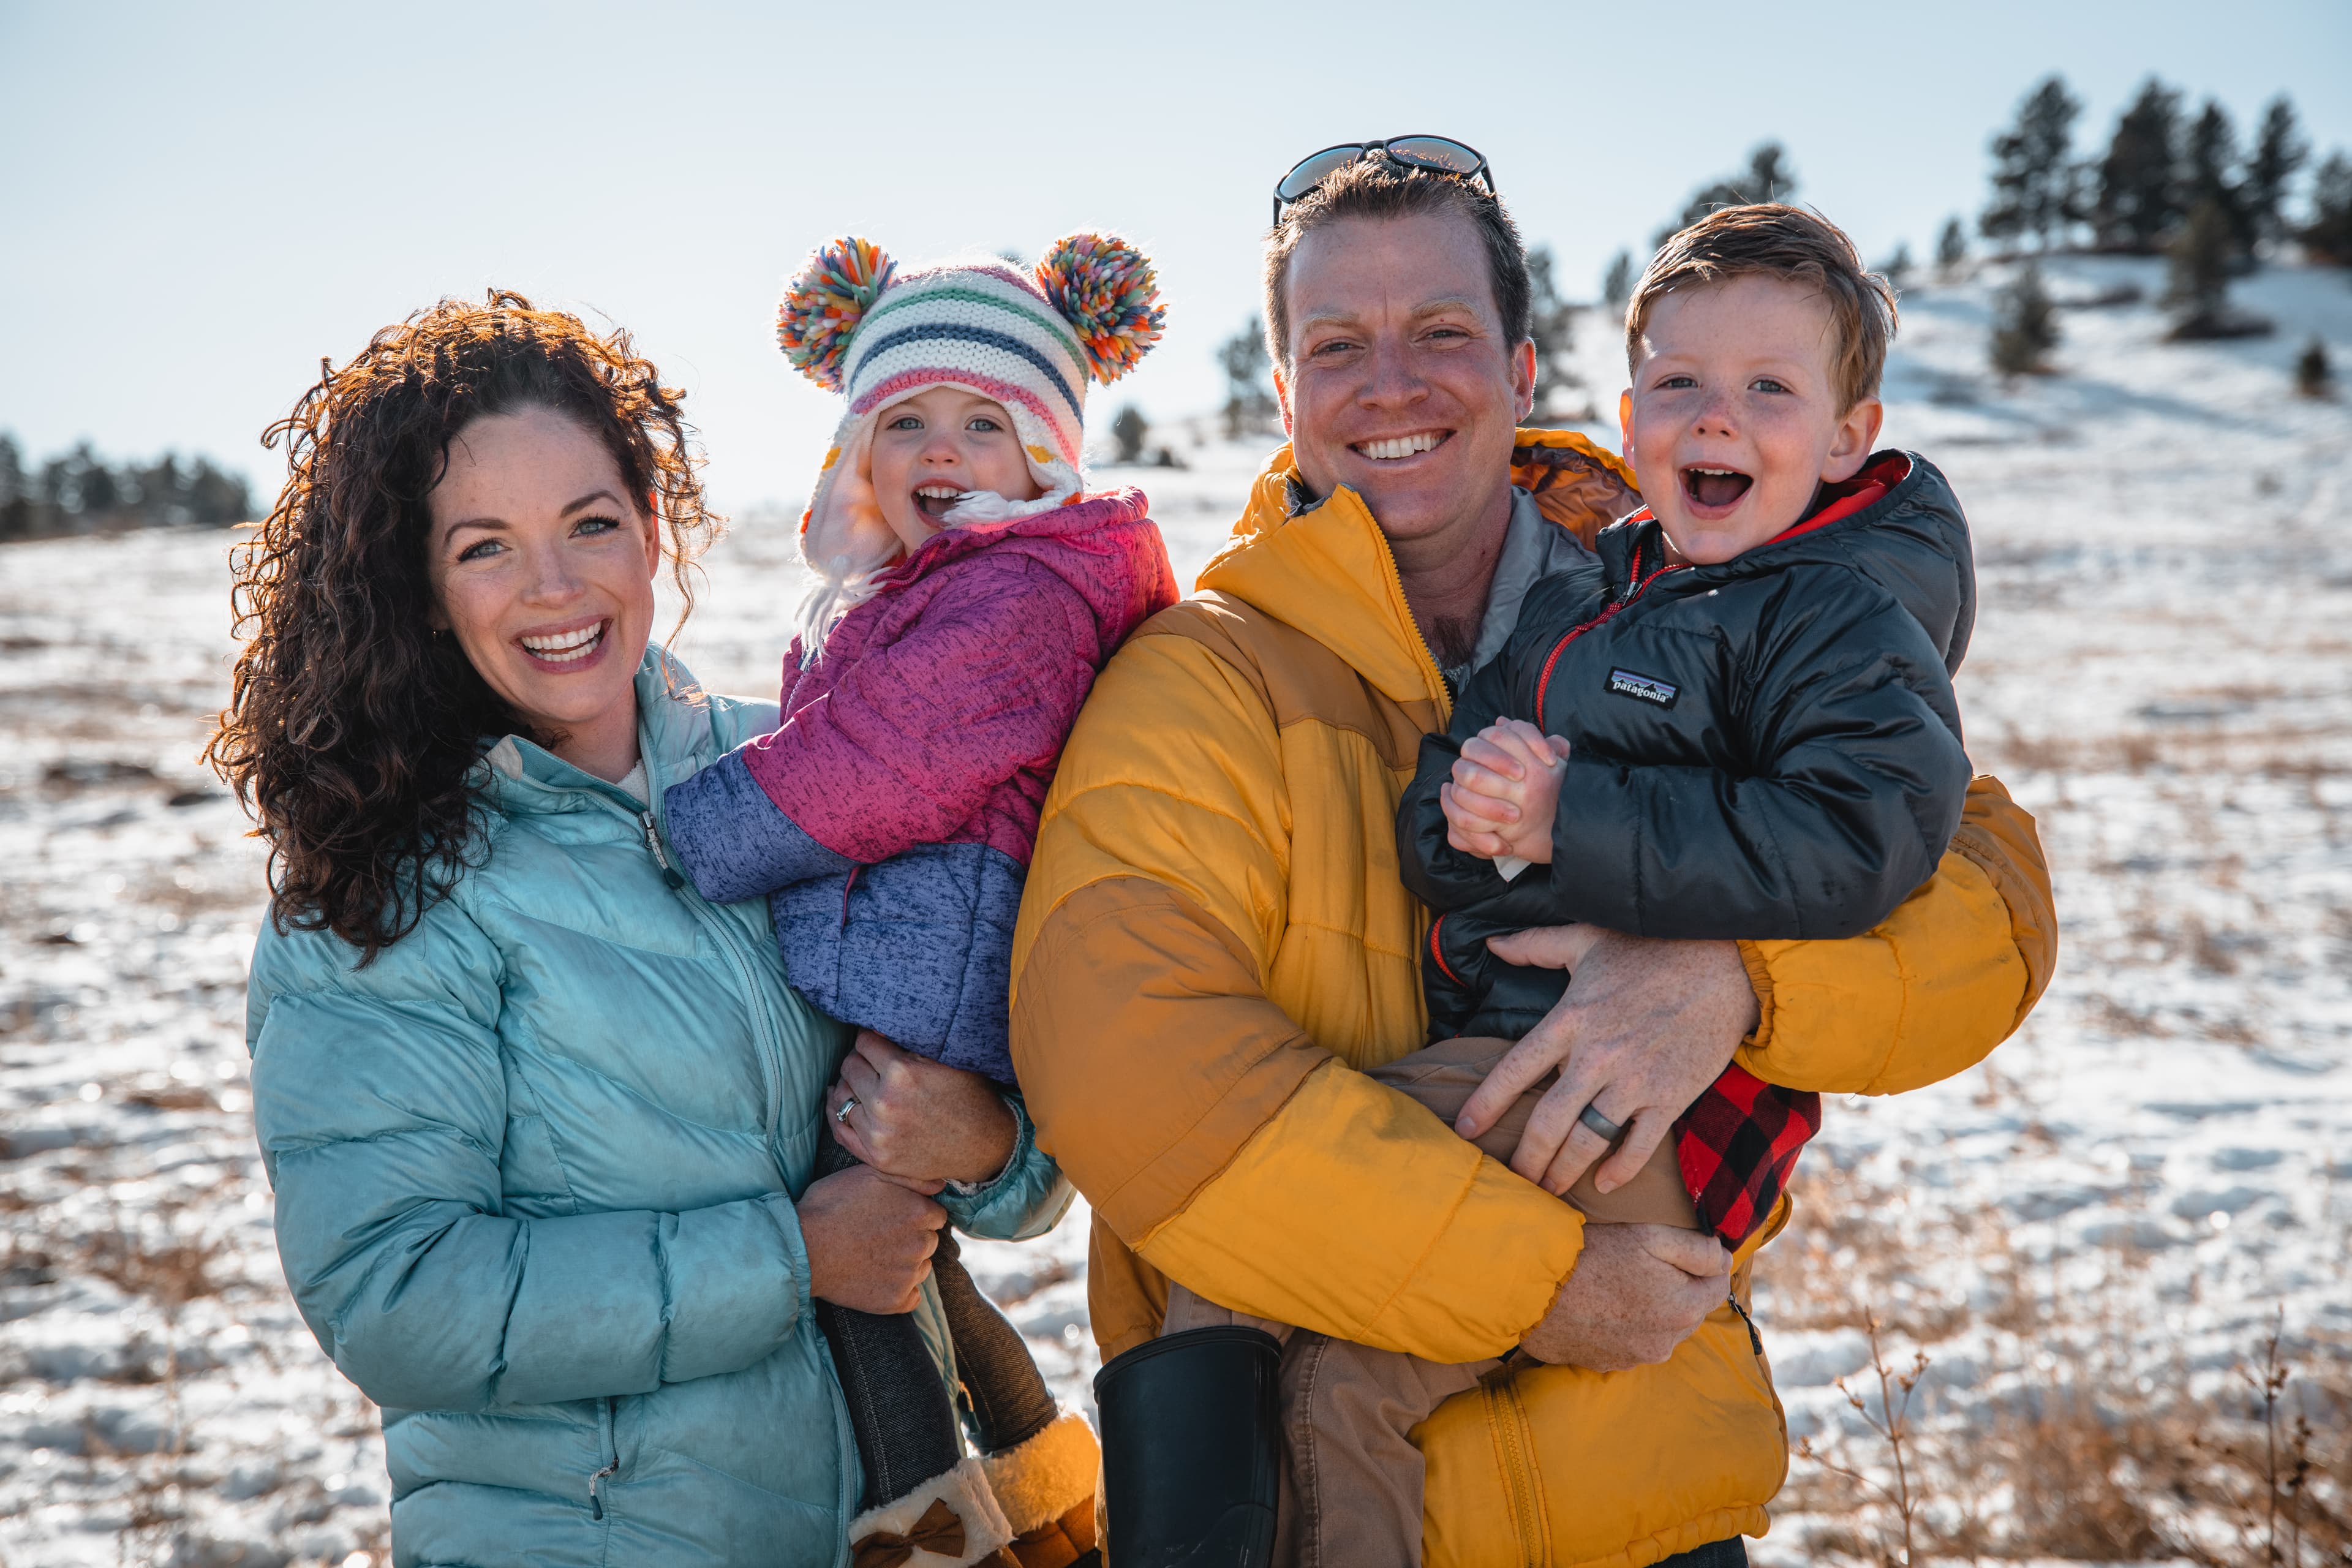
<box><xmin>834</xmin><ymin>1095</ymin><xmax>858</xmax><ymax>1125</ymax></box>
<box><xmin>1577</xmin><ymin>1102</ymin><xmax>1624</xmax><ymax>1144</ymax></box>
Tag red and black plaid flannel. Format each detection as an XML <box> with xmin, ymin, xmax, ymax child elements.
<box><xmin>1673</xmin><ymin>1063</ymin><xmax>1820</xmax><ymax>1248</ymax></box>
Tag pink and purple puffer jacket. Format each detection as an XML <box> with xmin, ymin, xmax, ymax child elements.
<box><xmin>663</xmin><ymin>489</ymin><xmax>1178</xmax><ymax>1082</ymax></box>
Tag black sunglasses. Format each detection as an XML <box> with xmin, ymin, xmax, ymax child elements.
<box><xmin>1272</xmin><ymin>135</ymin><xmax>1497</xmax><ymax>225</ymax></box>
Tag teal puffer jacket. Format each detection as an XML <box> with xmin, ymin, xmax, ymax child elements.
<box><xmin>247</xmin><ymin>650</ymin><xmax>1072</xmax><ymax>1568</ymax></box>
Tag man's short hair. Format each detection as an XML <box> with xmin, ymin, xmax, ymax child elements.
<box><xmin>1263</xmin><ymin>159</ymin><xmax>1531</xmax><ymax>369</ymax></box>
<box><xmin>1627</xmin><ymin>204</ymin><xmax>1898</xmax><ymax>412</ymax></box>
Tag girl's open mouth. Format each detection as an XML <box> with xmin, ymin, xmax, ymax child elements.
<box><xmin>1681</xmin><ymin>466</ymin><xmax>1754</xmax><ymax>512</ymax></box>
<box><xmin>518</xmin><ymin>619</ymin><xmax>609</xmax><ymax>669</ymax></box>
<box><xmin>913</xmin><ymin>483</ymin><xmax>968</xmax><ymax>519</ymax></box>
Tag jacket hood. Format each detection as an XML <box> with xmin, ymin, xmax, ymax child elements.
<box><xmin>1599</xmin><ymin>450</ymin><xmax>1975</xmax><ymax>674</ymax></box>
<box><xmin>1198</xmin><ymin>428</ymin><xmax>1639</xmax><ymax>713</ymax></box>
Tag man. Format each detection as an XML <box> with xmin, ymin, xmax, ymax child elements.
<box><xmin>1010</xmin><ymin>148</ymin><xmax>2054</xmax><ymax>1566</ymax></box>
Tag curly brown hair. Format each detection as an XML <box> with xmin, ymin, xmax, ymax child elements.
<box><xmin>205</xmin><ymin>288</ymin><xmax>722</xmax><ymax>962</ymax></box>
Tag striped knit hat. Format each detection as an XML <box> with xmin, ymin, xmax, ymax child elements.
<box><xmin>778</xmin><ymin>233</ymin><xmax>1163</xmax><ymax>633</ymax></box>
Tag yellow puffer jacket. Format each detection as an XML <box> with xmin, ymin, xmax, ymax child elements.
<box><xmin>1010</xmin><ymin>431</ymin><xmax>2057</xmax><ymax>1567</ymax></box>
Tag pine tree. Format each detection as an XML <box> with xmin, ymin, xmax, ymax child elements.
<box><xmin>1219</xmin><ymin>318</ymin><xmax>1275</xmax><ymax>440</ymax></box>
<box><xmin>1525</xmin><ymin>246</ymin><xmax>1584</xmax><ymax>420</ymax></box>
<box><xmin>1982</xmin><ymin>75</ymin><xmax>2084</xmax><ymax>252</ymax></box>
<box><xmin>2243</xmin><ymin>97</ymin><xmax>2307</xmax><ymax>247</ymax></box>
<box><xmin>1657</xmin><ymin>143</ymin><xmax>1797</xmax><ymax>246</ymax></box>
<box><xmin>2095</xmin><ymin>79</ymin><xmax>2184</xmax><ymax>252</ymax></box>
<box><xmin>2304</xmin><ymin>151</ymin><xmax>2352</xmax><ymax>265</ymax></box>
<box><xmin>1109</xmin><ymin>405</ymin><xmax>1149</xmax><ymax>464</ymax></box>
<box><xmin>2166</xmin><ymin>197</ymin><xmax>2237</xmax><ymax>323</ymax></box>
<box><xmin>1936</xmin><ymin>217</ymin><xmax>1969</xmax><ymax>279</ymax></box>
<box><xmin>1602</xmin><ymin>249</ymin><xmax>1635</xmax><ymax>311</ymax></box>
<box><xmin>2181</xmin><ymin>99</ymin><xmax>2253</xmax><ymax>263</ymax></box>
<box><xmin>1881</xmin><ymin>242</ymin><xmax>1915</xmax><ymax>290</ymax></box>
<box><xmin>1990</xmin><ymin>264</ymin><xmax>2059</xmax><ymax>375</ymax></box>
<box><xmin>2294</xmin><ymin>336</ymin><xmax>2334</xmax><ymax>398</ymax></box>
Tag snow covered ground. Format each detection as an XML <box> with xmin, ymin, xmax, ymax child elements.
<box><xmin>2</xmin><ymin>255</ymin><xmax>2347</xmax><ymax>1564</ymax></box>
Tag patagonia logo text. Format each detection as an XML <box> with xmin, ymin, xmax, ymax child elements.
<box><xmin>1607</xmin><ymin>668</ymin><xmax>1678</xmax><ymax>708</ymax></box>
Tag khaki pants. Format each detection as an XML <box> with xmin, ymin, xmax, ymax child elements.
<box><xmin>1160</xmin><ymin>1038</ymin><xmax>1700</xmax><ymax>1568</ymax></box>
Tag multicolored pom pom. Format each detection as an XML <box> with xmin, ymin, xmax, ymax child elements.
<box><xmin>777</xmin><ymin>236</ymin><xmax>896</xmax><ymax>391</ymax></box>
<box><xmin>1035</xmin><ymin>233</ymin><xmax>1165</xmax><ymax>385</ymax></box>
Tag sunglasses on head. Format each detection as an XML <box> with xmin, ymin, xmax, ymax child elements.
<box><xmin>1272</xmin><ymin>135</ymin><xmax>1496</xmax><ymax>225</ymax></box>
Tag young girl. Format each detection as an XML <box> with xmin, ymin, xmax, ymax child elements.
<box><xmin>663</xmin><ymin>235</ymin><xmax>1176</xmax><ymax>1567</ymax></box>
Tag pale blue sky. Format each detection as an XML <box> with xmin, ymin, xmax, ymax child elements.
<box><xmin>4</xmin><ymin>0</ymin><xmax>2347</xmax><ymax>510</ymax></box>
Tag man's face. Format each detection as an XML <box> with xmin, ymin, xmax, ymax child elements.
<box><xmin>1618</xmin><ymin>273</ymin><xmax>1882</xmax><ymax>565</ymax></box>
<box><xmin>1275</xmin><ymin>211</ymin><xmax>1536</xmax><ymax>546</ymax></box>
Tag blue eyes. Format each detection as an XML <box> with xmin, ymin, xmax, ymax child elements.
<box><xmin>452</xmin><ymin>516</ymin><xmax>621</xmax><ymax>563</ymax></box>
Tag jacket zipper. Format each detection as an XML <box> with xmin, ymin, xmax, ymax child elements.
<box><xmin>1354</xmin><ymin>495</ymin><xmax>1453</xmax><ymax>723</ymax></box>
<box><xmin>1480</xmin><ymin>1373</ymin><xmax>1550</xmax><ymax>1566</ymax></box>
<box><xmin>588</xmin><ymin>1396</ymin><xmax>618</xmax><ymax>1519</ymax></box>
<box><xmin>639</xmin><ymin>810</ymin><xmax>686</xmax><ymax>889</ymax></box>
<box><xmin>629</xmin><ymin>748</ymin><xmax>861</xmax><ymax>1532</ymax></box>
<box><xmin>632</xmin><ymin>760</ymin><xmax>788</xmax><ymax>1156</ymax></box>
<box><xmin>1531</xmin><ymin>535</ymin><xmax>1685</xmax><ymax>722</ymax></box>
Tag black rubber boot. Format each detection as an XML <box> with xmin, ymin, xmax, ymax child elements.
<box><xmin>1093</xmin><ymin>1325</ymin><xmax>1280</xmax><ymax>1568</ymax></box>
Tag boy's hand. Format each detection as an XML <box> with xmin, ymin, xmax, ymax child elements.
<box><xmin>827</xmin><ymin>1030</ymin><xmax>1019</xmax><ymax>1187</ymax></box>
<box><xmin>1439</xmin><ymin>720</ymin><xmax>1570</xmax><ymax>864</ymax></box>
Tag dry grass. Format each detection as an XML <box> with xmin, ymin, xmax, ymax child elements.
<box><xmin>1756</xmin><ymin>1161</ymin><xmax>2352</xmax><ymax>1566</ymax></box>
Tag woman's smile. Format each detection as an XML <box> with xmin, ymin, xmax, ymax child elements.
<box><xmin>516</xmin><ymin>616</ymin><xmax>612</xmax><ymax>669</ymax></box>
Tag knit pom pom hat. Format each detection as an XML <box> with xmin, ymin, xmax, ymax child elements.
<box><xmin>779</xmin><ymin>233</ymin><xmax>1164</xmax><ymax>650</ymax></box>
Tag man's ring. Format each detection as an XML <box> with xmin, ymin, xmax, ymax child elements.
<box><xmin>834</xmin><ymin>1095</ymin><xmax>858</xmax><ymax>1125</ymax></box>
<box><xmin>1577</xmin><ymin>1102</ymin><xmax>1624</xmax><ymax>1144</ymax></box>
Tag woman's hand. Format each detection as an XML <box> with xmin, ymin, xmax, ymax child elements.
<box><xmin>1455</xmin><ymin>926</ymin><xmax>1760</xmax><ymax>1197</ymax></box>
<box><xmin>826</xmin><ymin>1030</ymin><xmax>1019</xmax><ymax>1186</ymax></box>
<box><xmin>799</xmin><ymin>1162</ymin><xmax>946</xmax><ymax>1314</ymax></box>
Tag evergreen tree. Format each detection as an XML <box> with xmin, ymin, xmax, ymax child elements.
<box><xmin>2166</xmin><ymin>198</ymin><xmax>2236</xmax><ymax>322</ymax></box>
<box><xmin>1219</xmin><ymin>318</ymin><xmax>1275</xmax><ymax>440</ymax></box>
<box><xmin>184</xmin><ymin>459</ymin><xmax>252</xmax><ymax>526</ymax></box>
<box><xmin>2243</xmin><ymin>97</ymin><xmax>2307</xmax><ymax>247</ymax></box>
<box><xmin>1990</xmin><ymin>264</ymin><xmax>2059</xmax><ymax>375</ymax></box>
<box><xmin>1982</xmin><ymin>75</ymin><xmax>2084</xmax><ymax>252</ymax></box>
<box><xmin>2095</xmin><ymin>78</ymin><xmax>2184</xmax><ymax>252</ymax></box>
<box><xmin>2180</xmin><ymin>99</ymin><xmax>2253</xmax><ymax>262</ymax></box>
<box><xmin>2304</xmin><ymin>150</ymin><xmax>2352</xmax><ymax>265</ymax></box>
<box><xmin>0</xmin><ymin>435</ymin><xmax>24</xmax><ymax>541</ymax></box>
<box><xmin>2294</xmin><ymin>336</ymin><xmax>2334</xmax><ymax>399</ymax></box>
<box><xmin>1657</xmin><ymin>143</ymin><xmax>1796</xmax><ymax>246</ymax></box>
<box><xmin>1601</xmin><ymin>249</ymin><xmax>1635</xmax><ymax>311</ymax></box>
<box><xmin>1109</xmin><ymin>405</ymin><xmax>1148</xmax><ymax>464</ymax></box>
<box><xmin>1936</xmin><ymin>216</ymin><xmax>1970</xmax><ymax>279</ymax></box>
<box><xmin>1880</xmin><ymin>242</ymin><xmax>1915</xmax><ymax>290</ymax></box>
<box><xmin>1524</xmin><ymin>246</ymin><xmax>1584</xmax><ymax>420</ymax></box>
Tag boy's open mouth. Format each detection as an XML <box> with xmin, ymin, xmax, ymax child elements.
<box><xmin>1681</xmin><ymin>466</ymin><xmax>1754</xmax><ymax>510</ymax></box>
<box><xmin>913</xmin><ymin>483</ymin><xmax>968</xmax><ymax>519</ymax></box>
<box><xmin>1352</xmin><ymin>430</ymin><xmax>1450</xmax><ymax>462</ymax></box>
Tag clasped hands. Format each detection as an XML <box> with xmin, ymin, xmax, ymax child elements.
<box><xmin>801</xmin><ymin>1030</ymin><xmax>1017</xmax><ymax>1315</ymax></box>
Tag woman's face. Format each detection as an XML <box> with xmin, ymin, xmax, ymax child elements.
<box><xmin>866</xmin><ymin>386</ymin><xmax>1045</xmax><ymax>554</ymax></box>
<box><xmin>426</xmin><ymin>407</ymin><xmax>660</xmax><ymax>773</ymax></box>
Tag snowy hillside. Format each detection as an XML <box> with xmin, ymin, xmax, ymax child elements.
<box><xmin>2</xmin><ymin>255</ymin><xmax>2347</xmax><ymax>1565</ymax></box>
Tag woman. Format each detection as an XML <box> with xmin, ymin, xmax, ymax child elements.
<box><xmin>208</xmin><ymin>291</ymin><xmax>1069</xmax><ymax>1566</ymax></box>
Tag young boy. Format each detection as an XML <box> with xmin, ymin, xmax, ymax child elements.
<box><xmin>1166</xmin><ymin>205</ymin><xmax>1978</xmax><ymax>1565</ymax></box>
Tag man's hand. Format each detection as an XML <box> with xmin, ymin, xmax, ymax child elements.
<box><xmin>827</xmin><ymin>1030</ymin><xmax>1019</xmax><ymax>1187</ymax></box>
<box><xmin>1456</xmin><ymin>927</ymin><xmax>1760</xmax><ymax>1197</ymax></box>
<box><xmin>1518</xmin><ymin>1223</ymin><xmax>1729</xmax><ymax>1370</ymax></box>
<box><xmin>1440</xmin><ymin>720</ymin><xmax>1570</xmax><ymax>864</ymax></box>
